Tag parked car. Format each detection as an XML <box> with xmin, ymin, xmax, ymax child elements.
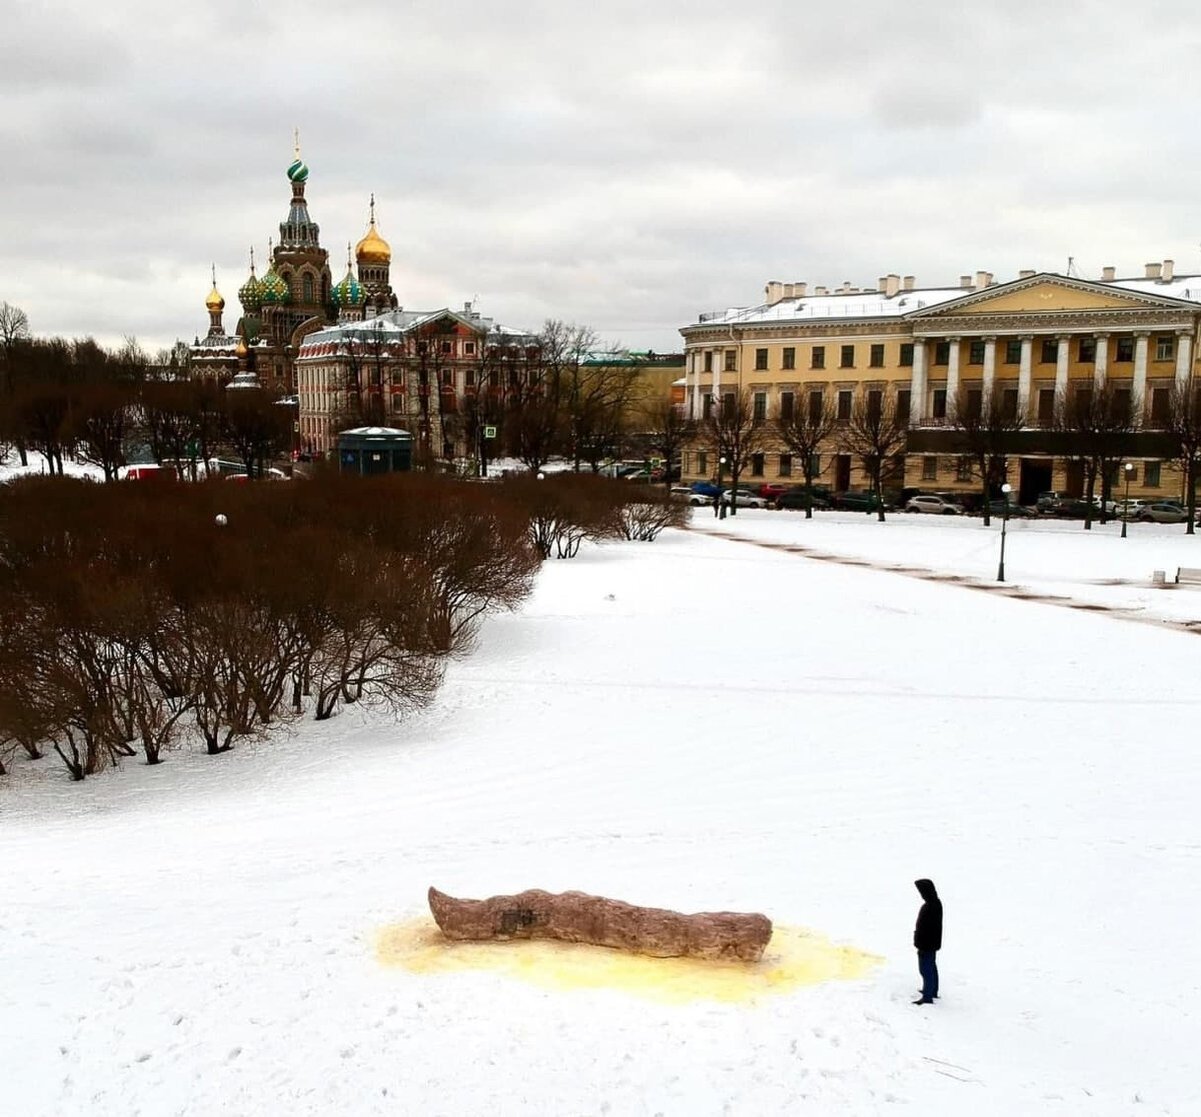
<box><xmin>986</xmin><ymin>498</ymin><xmax>1034</xmax><ymax>518</ymax></box>
<box><xmin>774</xmin><ymin>488</ymin><xmax>830</xmax><ymax>511</ymax></box>
<box><xmin>831</xmin><ymin>490</ymin><xmax>881</xmax><ymax>512</ymax></box>
<box><xmin>1109</xmin><ymin>497</ymin><xmax>1148</xmax><ymax>518</ymax></box>
<box><xmin>689</xmin><ymin>481</ymin><xmax>722</xmax><ymax>499</ymax></box>
<box><xmin>1036</xmin><ymin>491</ymin><xmax>1067</xmax><ymax>512</ymax></box>
<box><xmin>722</xmin><ymin>488</ymin><xmax>771</xmax><ymax>509</ymax></box>
<box><xmin>671</xmin><ymin>485</ymin><xmax>710</xmax><ymax>506</ymax></box>
<box><xmin>1045</xmin><ymin>498</ymin><xmax>1096</xmax><ymax>518</ymax></box>
<box><xmin>1135</xmin><ymin>501</ymin><xmax>1192</xmax><ymax>523</ymax></box>
<box><xmin>905</xmin><ymin>494</ymin><xmax>963</xmax><ymax>515</ymax></box>
<box><xmin>756</xmin><ymin>482</ymin><xmax>789</xmax><ymax>500</ymax></box>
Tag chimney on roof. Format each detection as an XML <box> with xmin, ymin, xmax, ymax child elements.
<box><xmin>902</xmin><ymin>275</ymin><xmax>915</xmax><ymax>291</ymax></box>
<box><xmin>815</xmin><ymin>285</ymin><xmax>828</xmax><ymax>296</ymax></box>
<box><xmin>878</xmin><ymin>276</ymin><xmax>887</xmax><ymax>293</ymax></box>
<box><xmin>793</xmin><ymin>282</ymin><xmax>807</xmax><ymax>298</ymax></box>
<box><xmin>883</xmin><ymin>274</ymin><xmax>901</xmax><ymax>297</ymax></box>
<box><xmin>1163</xmin><ymin>259</ymin><xmax>1175</xmax><ymax>282</ymax></box>
<box><xmin>975</xmin><ymin>270</ymin><xmax>993</xmax><ymax>290</ymax></box>
<box><xmin>960</xmin><ymin>274</ymin><xmax>973</xmax><ymax>288</ymax></box>
<box><xmin>1145</xmin><ymin>262</ymin><xmax>1163</xmax><ymax>280</ymax></box>
<box><xmin>765</xmin><ymin>281</ymin><xmax>784</xmax><ymax>305</ymax></box>
<box><xmin>1101</xmin><ymin>266</ymin><xmax>1116</xmax><ymax>281</ymax></box>
<box><xmin>1019</xmin><ymin>269</ymin><xmax>1036</xmax><ymax>279</ymax></box>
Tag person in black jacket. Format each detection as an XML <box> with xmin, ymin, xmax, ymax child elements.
<box><xmin>913</xmin><ymin>878</ymin><xmax>942</xmax><ymax>1005</ymax></box>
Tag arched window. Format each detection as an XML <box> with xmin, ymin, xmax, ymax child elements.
<box><xmin>303</xmin><ymin>274</ymin><xmax>314</xmax><ymax>302</ymax></box>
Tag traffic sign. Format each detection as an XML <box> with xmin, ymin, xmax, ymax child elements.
<box><xmin>483</xmin><ymin>425</ymin><xmax>497</xmax><ymax>439</ymax></box>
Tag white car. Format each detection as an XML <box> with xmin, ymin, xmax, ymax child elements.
<box><xmin>905</xmin><ymin>495</ymin><xmax>963</xmax><ymax>515</ymax></box>
<box><xmin>722</xmin><ymin>489</ymin><xmax>771</xmax><ymax>509</ymax></box>
<box><xmin>670</xmin><ymin>486</ymin><xmax>709</xmax><ymax>506</ymax></box>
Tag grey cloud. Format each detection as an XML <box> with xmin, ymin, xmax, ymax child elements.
<box><xmin>5</xmin><ymin>0</ymin><xmax>1201</xmax><ymax>356</ymax></box>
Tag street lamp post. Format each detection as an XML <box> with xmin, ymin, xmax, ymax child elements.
<box><xmin>997</xmin><ymin>482</ymin><xmax>1012</xmax><ymax>582</ymax></box>
<box><xmin>718</xmin><ymin>455</ymin><xmax>728</xmax><ymax>519</ymax></box>
<box><xmin>1121</xmin><ymin>462</ymin><xmax>1133</xmax><ymax>539</ymax></box>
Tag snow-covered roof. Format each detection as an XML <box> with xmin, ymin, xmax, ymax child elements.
<box><xmin>683</xmin><ymin>272</ymin><xmax>1201</xmax><ymax>333</ymax></box>
<box><xmin>684</xmin><ymin>288</ymin><xmax>971</xmax><ymax>330</ymax></box>
<box><xmin>302</xmin><ymin>306</ymin><xmax>536</xmax><ymax>351</ymax></box>
<box><xmin>338</xmin><ymin>426</ymin><xmax>413</xmax><ymax>438</ymax></box>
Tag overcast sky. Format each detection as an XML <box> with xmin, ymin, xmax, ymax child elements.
<box><xmin>5</xmin><ymin>0</ymin><xmax>1201</xmax><ymax>355</ymax></box>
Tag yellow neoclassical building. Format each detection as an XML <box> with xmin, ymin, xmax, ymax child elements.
<box><xmin>678</xmin><ymin>264</ymin><xmax>1201</xmax><ymax>502</ymax></box>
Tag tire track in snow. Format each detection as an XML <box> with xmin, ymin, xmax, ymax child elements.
<box><xmin>700</xmin><ymin>529</ymin><xmax>1201</xmax><ymax>638</ymax></box>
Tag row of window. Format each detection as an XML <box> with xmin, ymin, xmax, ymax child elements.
<box><xmin>699</xmin><ymin>382</ymin><xmax>1177</xmax><ymax>424</ymax></box>
<box><xmin>705</xmin><ymin>335</ymin><xmax>1180</xmax><ymax>375</ymax></box>
<box><xmin>701</xmin><ymin>387</ymin><xmax>911</xmax><ymax>423</ymax></box>
<box><xmin>689</xmin><ymin>448</ymin><xmax>1167</xmax><ymax>488</ymax></box>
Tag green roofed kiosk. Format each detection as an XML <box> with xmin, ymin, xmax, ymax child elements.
<box><xmin>337</xmin><ymin>426</ymin><xmax>413</xmax><ymax>475</ymax></box>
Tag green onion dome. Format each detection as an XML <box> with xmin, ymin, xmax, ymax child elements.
<box><xmin>238</xmin><ymin>268</ymin><xmax>263</xmax><ymax>311</ymax></box>
<box><xmin>259</xmin><ymin>264</ymin><xmax>291</xmax><ymax>305</ymax></box>
<box><xmin>332</xmin><ymin>268</ymin><xmax>366</xmax><ymax>308</ymax></box>
<box><xmin>287</xmin><ymin>156</ymin><xmax>309</xmax><ymax>183</ymax></box>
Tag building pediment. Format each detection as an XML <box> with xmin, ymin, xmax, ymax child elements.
<box><xmin>907</xmin><ymin>273</ymin><xmax>1197</xmax><ymax>320</ymax></box>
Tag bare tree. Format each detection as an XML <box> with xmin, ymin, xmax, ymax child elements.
<box><xmin>776</xmin><ymin>390</ymin><xmax>838</xmax><ymax>518</ymax></box>
<box><xmin>1054</xmin><ymin>381</ymin><xmax>1137</xmax><ymax>530</ymax></box>
<box><xmin>949</xmin><ymin>383</ymin><xmax>1026</xmax><ymax>525</ymax></box>
<box><xmin>838</xmin><ymin>389</ymin><xmax>908</xmax><ymax>522</ymax></box>
<box><xmin>0</xmin><ymin>304</ymin><xmax>33</xmax><ymax>465</ymax></box>
<box><xmin>222</xmin><ymin>387</ymin><xmax>293</xmax><ymax>478</ymax></box>
<box><xmin>641</xmin><ymin>395</ymin><xmax>696</xmax><ymax>491</ymax></box>
<box><xmin>701</xmin><ymin>387</ymin><xmax>771</xmax><ymax>515</ymax></box>
<box><xmin>1164</xmin><ymin>380</ymin><xmax>1201</xmax><ymax>535</ymax></box>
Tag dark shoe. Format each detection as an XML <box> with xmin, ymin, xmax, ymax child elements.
<box><xmin>912</xmin><ymin>998</ymin><xmax>934</xmax><ymax>1005</ymax></box>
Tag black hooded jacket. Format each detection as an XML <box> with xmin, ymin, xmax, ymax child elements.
<box><xmin>913</xmin><ymin>878</ymin><xmax>943</xmax><ymax>952</ymax></box>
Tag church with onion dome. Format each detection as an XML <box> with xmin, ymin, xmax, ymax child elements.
<box><xmin>192</xmin><ymin>139</ymin><xmax>539</xmax><ymax>467</ymax></box>
<box><xmin>190</xmin><ymin>140</ymin><xmax>399</xmax><ymax>392</ymax></box>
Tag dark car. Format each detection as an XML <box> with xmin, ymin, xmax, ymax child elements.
<box><xmin>987</xmin><ymin>499</ymin><xmax>1034</xmax><ymax>518</ymax></box>
<box><xmin>1046</xmin><ymin>498</ymin><xmax>1095</xmax><ymax>518</ymax></box>
<box><xmin>831</xmin><ymin>490</ymin><xmax>881</xmax><ymax>512</ymax></box>
<box><xmin>689</xmin><ymin>481</ymin><xmax>722</xmax><ymax>499</ymax></box>
<box><xmin>775</xmin><ymin>488</ymin><xmax>830</xmax><ymax>511</ymax></box>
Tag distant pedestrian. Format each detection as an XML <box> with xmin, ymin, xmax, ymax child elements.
<box><xmin>718</xmin><ymin>493</ymin><xmax>728</xmax><ymax>520</ymax></box>
<box><xmin>913</xmin><ymin>878</ymin><xmax>942</xmax><ymax>1005</ymax></box>
<box><xmin>713</xmin><ymin>492</ymin><xmax>721</xmax><ymax>518</ymax></box>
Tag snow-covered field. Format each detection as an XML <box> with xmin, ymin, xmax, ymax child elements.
<box><xmin>4</xmin><ymin>515</ymin><xmax>1200</xmax><ymax>1115</ymax></box>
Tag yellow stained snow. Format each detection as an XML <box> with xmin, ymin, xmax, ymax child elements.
<box><xmin>374</xmin><ymin>919</ymin><xmax>880</xmax><ymax>1004</ymax></box>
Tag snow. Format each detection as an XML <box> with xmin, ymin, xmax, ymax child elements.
<box><xmin>685</xmin><ymin>270</ymin><xmax>1201</xmax><ymax>331</ymax></box>
<box><xmin>4</xmin><ymin>517</ymin><xmax>1200</xmax><ymax>1114</ymax></box>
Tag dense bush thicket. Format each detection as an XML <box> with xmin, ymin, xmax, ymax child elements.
<box><xmin>504</xmin><ymin>474</ymin><xmax>688</xmax><ymax>558</ymax></box>
<box><xmin>0</xmin><ymin>472</ymin><xmax>691</xmax><ymax>786</ymax></box>
<box><xmin>0</xmin><ymin>473</ymin><xmax>537</xmax><ymax>781</ymax></box>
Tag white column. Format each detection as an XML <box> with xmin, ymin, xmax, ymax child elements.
<box><xmin>686</xmin><ymin>352</ymin><xmax>698</xmax><ymax>419</ymax></box>
<box><xmin>946</xmin><ymin>337</ymin><xmax>961</xmax><ymax>410</ymax></box>
<box><xmin>1055</xmin><ymin>335</ymin><xmax>1070</xmax><ymax>401</ymax></box>
<box><xmin>1018</xmin><ymin>336</ymin><xmax>1033</xmax><ymax>423</ymax></box>
<box><xmin>1175</xmin><ymin>332</ymin><xmax>1193</xmax><ymax>391</ymax></box>
<box><xmin>982</xmin><ymin>336</ymin><xmax>997</xmax><ymax>414</ymax></box>
<box><xmin>712</xmin><ymin>350</ymin><xmax>721</xmax><ymax>410</ymax></box>
<box><xmin>910</xmin><ymin>339</ymin><xmax>927</xmax><ymax>425</ymax></box>
<box><xmin>1132</xmin><ymin>332</ymin><xmax>1149</xmax><ymax>423</ymax></box>
<box><xmin>1094</xmin><ymin>333</ymin><xmax>1109</xmax><ymax>391</ymax></box>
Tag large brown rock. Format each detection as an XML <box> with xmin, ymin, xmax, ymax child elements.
<box><xmin>428</xmin><ymin>886</ymin><xmax>772</xmax><ymax>962</ymax></box>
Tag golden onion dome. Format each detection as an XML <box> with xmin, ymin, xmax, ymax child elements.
<box><xmin>355</xmin><ymin>195</ymin><xmax>391</xmax><ymax>265</ymax></box>
<box><xmin>355</xmin><ymin>221</ymin><xmax>391</xmax><ymax>265</ymax></box>
<box><xmin>235</xmin><ymin>335</ymin><xmax>248</xmax><ymax>359</ymax></box>
<box><xmin>205</xmin><ymin>266</ymin><xmax>225</xmax><ymax>311</ymax></box>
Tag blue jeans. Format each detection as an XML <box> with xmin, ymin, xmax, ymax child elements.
<box><xmin>917</xmin><ymin>950</ymin><xmax>939</xmax><ymax>1000</ymax></box>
